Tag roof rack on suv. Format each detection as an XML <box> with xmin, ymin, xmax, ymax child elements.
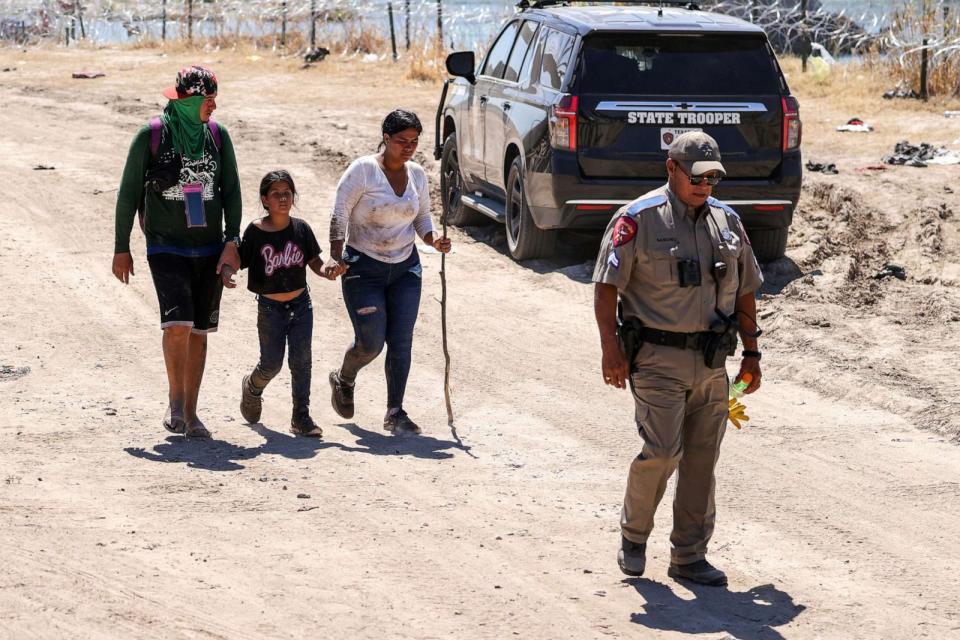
<box><xmin>517</xmin><ymin>0</ymin><xmax>701</xmax><ymax>11</ymax></box>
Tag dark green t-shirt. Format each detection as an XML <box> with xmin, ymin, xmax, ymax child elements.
<box><xmin>114</xmin><ymin>120</ymin><xmax>242</xmax><ymax>256</ymax></box>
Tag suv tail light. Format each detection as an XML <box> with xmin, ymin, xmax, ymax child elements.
<box><xmin>550</xmin><ymin>94</ymin><xmax>578</xmax><ymax>151</ymax></box>
<box><xmin>782</xmin><ymin>96</ymin><xmax>801</xmax><ymax>152</ymax></box>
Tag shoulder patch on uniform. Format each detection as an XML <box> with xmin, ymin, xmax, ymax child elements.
<box><xmin>612</xmin><ymin>216</ymin><xmax>638</xmax><ymax>247</ymax></box>
<box><xmin>625</xmin><ymin>193</ymin><xmax>667</xmax><ymax>217</ymax></box>
<box><xmin>707</xmin><ymin>196</ymin><xmax>741</xmax><ymax>220</ymax></box>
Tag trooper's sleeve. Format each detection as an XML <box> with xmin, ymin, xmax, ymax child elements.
<box><xmin>731</xmin><ymin>214</ymin><xmax>764</xmax><ymax>295</ymax></box>
<box><xmin>591</xmin><ymin>210</ymin><xmax>641</xmax><ymax>292</ymax></box>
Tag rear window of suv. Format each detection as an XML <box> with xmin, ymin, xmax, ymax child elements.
<box><xmin>579</xmin><ymin>33</ymin><xmax>781</xmax><ymax>95</ymax></box>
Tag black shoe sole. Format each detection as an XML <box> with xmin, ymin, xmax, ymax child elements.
<box><xmin>667</xmin><ymin>566</ymin><xmax>727</xmax><ymax>586</ymax></box>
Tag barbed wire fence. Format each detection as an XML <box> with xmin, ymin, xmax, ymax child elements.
<box><xmin>1</xmin><ymin>0</ymin><xmax>958</xmax><ymax>95</ymax></box>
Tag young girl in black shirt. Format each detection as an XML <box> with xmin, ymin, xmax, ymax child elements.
<box><xmin>224</xmin><ymin>170</ymin><xmax>332</xmax><ymax>437</ymax></box>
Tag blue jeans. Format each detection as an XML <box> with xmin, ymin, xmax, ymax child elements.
<box><xmin>339</xmin><ymin>246</ymin><xmax>422</xmax><ymax>409</ymax></box>
<box><xmin>250</xmin><ymin>289</ymin><xmax>314</xmax><ymax>416</ymax></box>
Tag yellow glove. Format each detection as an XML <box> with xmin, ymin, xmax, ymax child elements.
<box><xmin>728</xmin><ymin>398</ymin><xmax>750</xmax><ymax>430</ymax></box>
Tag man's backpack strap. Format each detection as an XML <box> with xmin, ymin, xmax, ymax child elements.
<box><xmin>207</xmin><ymin>119</ymin><xmax>222</xmax><ymax>151</ymax></box>
<box><xmin>149</xmin><ymin>116</ymin><xmax>163</xmax><ymax>156</ymax></box>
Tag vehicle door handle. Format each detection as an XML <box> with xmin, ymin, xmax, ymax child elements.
<box><xmin>503</xmin><ymin>102</ymin><xmax>512</xmax><ymax>111</ymax></box>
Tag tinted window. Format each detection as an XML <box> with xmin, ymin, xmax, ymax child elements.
<box><xmin>481</xmin><ymin>21</ymin><xmax>520</xmax><ymax>79</ymax></box>
<box><xmin>504</xmin><ymin>21</ymin><xmax>538</xmax><ymax>83</ymax></box>
<box><xmin>539</xmin><ymin>28</ymin><xmax>575</xmax><ymax>91</ymax></box>
<box><xmin>580</xmin><ymin>34</ymin><xmax>780</xmax><ymax>95</ymax></box>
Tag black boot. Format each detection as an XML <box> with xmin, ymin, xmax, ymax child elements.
<box><xmin>617</xmin><ymin>536</ymin><xmax>646</xmax><ymax>577</ymax></box>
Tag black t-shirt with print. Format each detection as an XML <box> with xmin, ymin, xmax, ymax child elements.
<box><xmin>240</xmin><ymin>217</ymin><xmax>322</xmax><ymax>295</ymax></box>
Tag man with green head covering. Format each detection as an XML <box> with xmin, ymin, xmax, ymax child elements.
<box><xmin>112</xmin><ymin>65</ymin><xmax>242</xmax><ymax>439</ymax></box>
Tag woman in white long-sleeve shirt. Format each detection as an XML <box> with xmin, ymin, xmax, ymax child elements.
<box><xmin>325</xmin><ymin>110</ymin><xmax>452</xmax><ymax>434</ymax></box>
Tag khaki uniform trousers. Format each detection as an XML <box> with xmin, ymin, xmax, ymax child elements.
<box><xmin>622</xmin><ymin>341</ymin><xmax>729</xmax><ymax>566</ymax></box>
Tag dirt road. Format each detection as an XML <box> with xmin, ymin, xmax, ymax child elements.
<box><xmin>1</xmin><ymin>48</ymin><xmax>959</xmax><ymax>639</ymax></box>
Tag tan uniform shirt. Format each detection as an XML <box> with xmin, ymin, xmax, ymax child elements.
<box><xmin>592</xmin><ymin>185</ymin><xmax>763</xmax><ymax>333</ymax></box>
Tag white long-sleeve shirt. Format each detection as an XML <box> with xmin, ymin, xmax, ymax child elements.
<box><xmin>329</xmin><ymin>155</ymin><xmax>434</xmax><ymax>263</ymax></box>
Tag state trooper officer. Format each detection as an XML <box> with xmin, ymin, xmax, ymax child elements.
<box><xmin>592</xmin><ymin>131</ymin><xmax>763</xmax><ymax>586</ymax></box>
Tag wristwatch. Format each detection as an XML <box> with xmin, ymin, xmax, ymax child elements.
<box><xmin>226</xmin><ymin>236</ymin><xmax>241</xmax><ymax>248</ymax></box>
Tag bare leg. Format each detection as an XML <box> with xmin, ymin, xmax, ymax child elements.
<box><xmin>161</xmin><ymin>326</ymin><xmax>192</xmax><ymax>414</ymax></box>
<box><xmin>183</xmin><ymin>331</ymin><xmax>208</xmax><ymax>424</ymax></box>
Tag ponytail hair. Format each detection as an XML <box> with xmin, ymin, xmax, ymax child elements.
<box><xmin>378</xmin><ymin>109</ymin><xmax>422</xmax><ymax>150</ymax></box>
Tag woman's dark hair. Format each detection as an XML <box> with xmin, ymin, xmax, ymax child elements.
<box><xmin>259</xmin><ymin>169</ymin><xmax>297</xmax><ymax>209</ymax></box>
<box><xmin>379</xmin><ymin>109</ymin><xmax>422</xmax><ymax>150</ymax></box>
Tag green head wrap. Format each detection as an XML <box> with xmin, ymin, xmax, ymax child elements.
<box><xmin>161</xmin><ymin>95</ymin><xmax>208</xmax><ymax>160</ymax></box>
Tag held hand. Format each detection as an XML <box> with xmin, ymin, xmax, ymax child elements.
<box><xmin>217</xmin><ymin>242</ymin><xmax>240</xmax><ymax>275</ymax></box>
<box><xmin>432</xmin><ymin>235</ymin><xmax>452</xmax><ymax>254</ymax></box>
<box><xmin>737</xmin><ymin>357</ymin><xmax>762</xmax><ymax>394</ymax></box>
<box><xmin>323</xmin><ymin>260</ymin><xmax>348</xmax><ymax>280</ymax></box>
<box><xmin>220</xmin><ymin>265</ymin><xmax>237</xmax><ymax>289</ymax></box>
<box><xmin>112</xmin><ymin>252</ymin><xmax>134</xmax><ymax>284</ymax></box>
<box><xmin>601</xmin><ymin>341</ymin><xmax>631</xmax><ymax>390</ymax></box>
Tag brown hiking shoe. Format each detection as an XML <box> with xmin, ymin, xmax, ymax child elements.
<box><xmin>240</xmin><ymin>375</ymin><xmax>263</xmax><ymax>423</ymax></box>
<box><xmin>290</xmin><ymin>413</ymin><xmax>323</xmax><ymax>438</ymax></box>
<box><xmin>328</xmin><ymin>370</ymin><xmax>354</xmax><ymax>419</ymax></box>
<box><xmin>668</xmin><ymin>560</ymin><xmax>728</xmax><ymax>586</ymax></box>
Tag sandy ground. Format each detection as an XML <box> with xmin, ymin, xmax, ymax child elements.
<box><xmin>1</xmin><ymin>47</ymin><xmax>959</xmax><ymax>639</ymax></box>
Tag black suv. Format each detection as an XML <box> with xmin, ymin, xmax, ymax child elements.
<box><xmin>434</xmin><ymin>0</ymin><xmax>802</xmax><ymax>262</ymax></box>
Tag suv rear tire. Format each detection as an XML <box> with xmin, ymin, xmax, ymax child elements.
<box><xmin>748</xmin><ymin>227</ymin><xmax>788</xmax><ymax>263</ymax></box>
<box><xmin>505</xmin><ymin>158</ymin><xmax>557</xmax><ymax>260</ymax></box>
<box><xmin>440</xmin><ymin>133</ymin><xmax>486</xmax><ymax>227</ymax></box>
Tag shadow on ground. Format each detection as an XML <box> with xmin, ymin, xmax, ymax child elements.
<box><xmin>759</xmin><ymin>256</ymin><xmax>810</xmax><ymax>295</ymax></box>
<box><xmin>457</xmin><ymin>222</ymin><xmax>600</xmax><ymax>283</ymax></box>
<box><xmin>628</xmin><ymin>579</ymin><xmax>805</xmax><ymax>640</ymax></box>
<box><xmin>124</xmin><ymin>421</ymin><xmax>475</xmax><ymax>470</ymax></box>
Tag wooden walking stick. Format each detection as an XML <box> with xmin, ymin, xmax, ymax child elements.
<box><xmin>440</xmin><ymin>213</ymin><xmax>454</xmax><ymax>426</ymax></box>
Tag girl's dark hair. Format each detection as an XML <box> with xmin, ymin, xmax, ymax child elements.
<box><xmin>379</xmin><ymin>109</ymin><xmax>422</xmax><ymax>150</ymax></box>
<box><xmin>259</xmin><ymin>169</ymin><xmax>297</xmax><ymax>210</ymax></box>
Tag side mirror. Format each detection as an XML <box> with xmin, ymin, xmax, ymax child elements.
<box><xmin>446</xmin><ymin>51</ymin><xmax>476</xmax><ymax>84</ymax></box>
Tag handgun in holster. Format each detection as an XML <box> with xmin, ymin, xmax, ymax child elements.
<box><xmin>616</xmin><ymin>301</ymin><xmax>644</xmax><ymax>372</ymax></box>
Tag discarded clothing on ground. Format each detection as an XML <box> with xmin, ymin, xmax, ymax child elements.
<box><xmin>836</xmin><ymin>117</ymin><xmax>873</xmax><ymax>133</ymax></box>
<box><xmin>303</xmin><ymin>47</ymin><xmax>330</xmax><ymax>63</ymax></box>
<box><xmin>883</xmin><ymin>87</ymin><xmax>922</xmax><ymax>100</ymax></box>
<box><xmin>873</xmin><ymin>264</ymin><xmax>906</xmax><ymax>281</ymax></box>
<box><xmin>883</xmin><ymin>141</ymin><xmax>960</xmax><ymax>167</ymax></box>
<box><xmin>806</xmin><ymin>161</ymin><xmax>839</xmax><ymax>174</ymax></box>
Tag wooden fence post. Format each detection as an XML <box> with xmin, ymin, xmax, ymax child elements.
<box><xmin>388</xmin><ymin>3</ymin><xmax>398</xmax><ymax>61</ymax></box>
<box><xmin>437</xmin><ymin>0</ymin><xmax>443</xmax><ymax>48</ymax></box>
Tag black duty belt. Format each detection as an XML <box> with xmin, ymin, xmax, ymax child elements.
<box><xmin>640</xmin><ymin>327</ymin><xmax>710</xmax><ymax>351</ymax></box>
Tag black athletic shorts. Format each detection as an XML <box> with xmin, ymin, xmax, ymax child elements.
<box><xmin>147</xmin><ymin>252</ymin><xmax>223</xmax><ymax>333</ymax></box>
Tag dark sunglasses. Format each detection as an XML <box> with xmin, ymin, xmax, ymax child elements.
<box><xmin>675</xmin><ymin>163</ymin><xmax>723</xmax><ymax>186</ymax></box>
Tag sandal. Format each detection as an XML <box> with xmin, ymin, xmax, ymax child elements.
<box><xmin>163</xmin><ymin>405</ymin><xmax>186</xmax><ymax>434</ymax></box>
<box><xmin>184</xmin><ymin>418</ymin><xmax>211</xmax><ymax>439</ymax></box>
